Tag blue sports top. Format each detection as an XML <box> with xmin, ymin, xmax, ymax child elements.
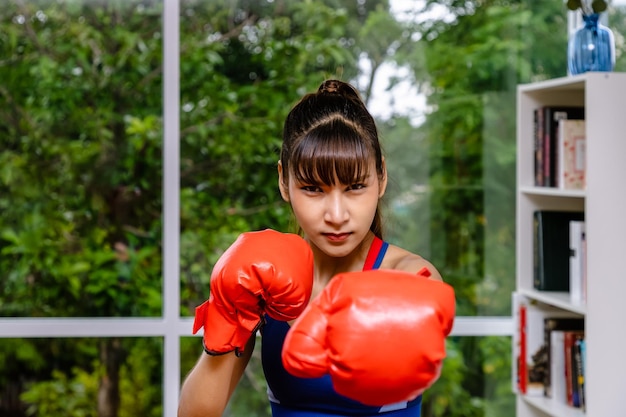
<box><xmin>260</xmin><ymin>237</ymin><xmax>423</xmax><ymax>416</ymax></box>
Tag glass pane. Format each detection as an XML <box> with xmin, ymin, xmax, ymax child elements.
<box><xmin>611</xmin><ymin>1</ymin><xmax>626</xmax><ymax>70</ymax></box>
<box><xmin>178</xmin><ymin>0</ymin><xmax>358</xmax><ymax>310</ymax></box>
<box><xmin>383</xmin><ymin>90</ymin><xmax>517</xmax><ymax>317</ymax></box>
<box><xmin>0</xmin><ymin>1</ymin><xmax>163</xmax><ymax>317</ymax></box>
<box><xmin>0</xmin><ymin>337</ymin><xmax>163</xmax><ymax>416</ymax></box>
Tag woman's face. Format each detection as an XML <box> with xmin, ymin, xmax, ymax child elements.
<box><xmin>278</xmin><ymin>158</ymin><xmax>387</xmax><ymax>259</ymax></box>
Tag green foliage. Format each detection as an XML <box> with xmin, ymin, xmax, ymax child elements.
<box><xmin>423</xmin><ymin>340</ymin><xmax>483</xmax><ymax>417</ymax></box>
<box><xmin>178</xmin><ymin>0</ymin><xmax>359</xmax><ymax>309</ymax></box>
<box><xmin>480</xmin><ymin>337</ymin><xmax>516</xmax><ymax>417</ymax></box>
<box><xmin>19</xmin><ymin>338</ymin><xmax>162</xmax><ymax>417</ymax></box>
<box><xmin>118</xmin><ymin>338</ymin><xmax>163</xmax><ymax>417</ymax></box>
<box><xmin>0</xmin><ymin>0</ymin><xmax>163</xmax><ymax>318</ymax></box>
<box><xmin>21</xmin><ymin>368</ymin><xmax>99</xmax><ymax>417</ymax></box>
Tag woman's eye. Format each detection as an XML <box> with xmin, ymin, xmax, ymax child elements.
<box><xmin>348</xmin><ymin>183</ymin><xmax>366</xmax><ymax>191</ymax></box>
<box><xmin>301</xmin><ymin>185</ymin><xmax>321</xmax><ymax>193</ymax></box>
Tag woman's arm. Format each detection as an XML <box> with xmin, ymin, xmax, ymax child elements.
<box><xmin>178</xmin><ymin>335</ymin><xmax>255</xmax><ymax>417</ymax></box>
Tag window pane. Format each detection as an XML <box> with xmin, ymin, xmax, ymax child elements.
<box><xmin>426</xmin><ymin>336</ymin><xmax>515</xmax><ymax>417</ymax></box>
<box><xmin>0</xmin><ymin>1</ymin><xmax>163</xmax><ymax>317</ymax></box>
<box><xmin>0</xmin><ymin>337</ymin><xmax>163</xmax><ymax>416</ymax></box>
<box><xmin>383</xmin><ymin>90</ymin><xmax>517</xmax><ymax>317</ymax></box>
<box><xmin>178</xmin><ymin>0</ymin><xmax>357</xmax><ymax>309</ymax></box>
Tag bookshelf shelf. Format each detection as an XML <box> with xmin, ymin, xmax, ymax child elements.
<box><xmin>514</xmin><ymin>72</ymin><xmax>626</xmax><ymax>417</ymax></box>
<box><xmin>519</xmin><ymin>187</ymin><xmax>586</xmax><ymax>199</ymax></box>
<box><xmin>517</xmin><ymin>288</ymin><xmax>586</xmax><ymax>315</ymax></box>
<box><xmin>522</xmin><ymin>395</ymin><xmax>585</xmax><ymax>417</ymax></box>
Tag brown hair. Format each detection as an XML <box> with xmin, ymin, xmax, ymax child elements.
<box><xmin>280</xmin><ymin>80</ymin><xmax>385</xmax><ymax>238</ymax></box>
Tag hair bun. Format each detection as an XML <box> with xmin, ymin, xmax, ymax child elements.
<box><xmin>318</xmin><ymin>80</ymin><xmax>342</xmax><ymax>94</ymax></box>
<box><xmin>318</xmin><ymin>79</ymin><xmax>362</xmax><ymax>102</ymax></box>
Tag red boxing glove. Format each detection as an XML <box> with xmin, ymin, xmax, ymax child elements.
<box><xmin>282</xmin><ymin>269</ymin><xmax>455</xmax><ymax>406</ymax></box>
<box><xmin>193</xmin><ymin>229</ymin><xmax>314</xmax><ymax>356</ymax></box>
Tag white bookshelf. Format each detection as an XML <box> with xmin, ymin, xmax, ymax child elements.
<box><xmin>515</xmin><ymin>72</ymin><xmax>626</xmax><ymax>417</ymax></box>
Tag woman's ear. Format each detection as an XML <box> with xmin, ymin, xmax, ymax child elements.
<box><xmin>277</xmin><ymin>161</ymin><xmax>290</xmax><ymax>202</ymax></box>
<box><xmin>378</xmin><ymin>157</ymin><xmax>388</xmax><ymax>198</ymax></box>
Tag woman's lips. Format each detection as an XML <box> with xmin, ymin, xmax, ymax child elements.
<box><xmin>323</xmin><ymin>233</ymin><xmax>350</xmax><ymax>242</ymax></box>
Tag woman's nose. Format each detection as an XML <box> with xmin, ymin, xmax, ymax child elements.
<box><xmin>323</xmin><ymin>192</ymin><xmax>349</xmax><ymax>224</ymax></box>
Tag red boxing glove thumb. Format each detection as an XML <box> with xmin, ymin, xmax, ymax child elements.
<box><xmin>282</xmin><ymin>269</ymin><xmax>455</xmax><ymax>406</ymax></box>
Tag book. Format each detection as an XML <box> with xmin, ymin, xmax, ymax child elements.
<box><xmin>534</xmin><ymin>108</ymin><xmax>545</xmax><ymax>186</ymax></box>
<box><xmin>533</xmin><ymin>210</ymin><xmax>585</xmax><ymax>291</ymax></box>
<box><xmin>574</xmin><ymin>338</ymin><xmax>586</xmax><ymax>410</ymax></box>
<box><xmin>513</xmin><ymin>294</ymin><xmax>546</xmax><ymax>396</ymax></box>
<box><xmin>549</xmin><ymin>330</ymin><xmax>567</xmax><ymax>405</ymax></box>
<box><xmin>514</xmin><ymin>294</ymin><xmax>528</xmax><ymax>394</ymax></box>
<box><xmin>581</xmin><ymin>229</ymin><xmax>587</xmax><ymax>303</ymax></box>
<box><xmin>542</xmin><ymin>106</ymin><xmax>585</xmax><ymax>187</ymax></box>
<box><xmin>578</xmin><ymin>339</ymin><xmax>587</xmax><ymax>410</ymax></box>
<box><xmin>569</xmin><ymin>220</ymin><xmax>586</xmax><ymax>305</ymax></box>
<box><xmin>564</xmin><ymin>331</ymin><xmax>585</xmax><ymax>407</ymax></box>
<box><xmin>557</xmin><ymin>119</ymin><xmax>586</xmax><ymax>190</ymax></box>
<box><xmin>543</xmin><ymin>317</ymin><xmax>585</xmax><ymax>399</ymax></box>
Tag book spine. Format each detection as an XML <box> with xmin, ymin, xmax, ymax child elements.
<box><xmin>519</xmin><ymin>302</ymin><xmax>527</xmax><ymax>394</ymax></box>
<box><xmin>574</xmin><ymin>338</ymin><xmax>585</xmax><ymax>410</ymax></box>
<box><xmin>550</xmin><ymin>330</ymin><xmax>567</xmax><ymax>405</ymax></box>
<box><xmin>543</xmin><ymin>107</ymin><xmax>552</xmax><ymax>187</ymax></box>
<box><xmin>549</xmin><ymin>110</ymin><xmax>570</xmax><ymax>187</ymax></box>
<box><xmin>535</xmin><ymin>108</ymin><xmax>544</xmax><ymax>186</ymax></box>
<box><xmin>581</xmin><ymin>230</ymin><xmax>587</xmax><ymax>303</ymax></box>
<box><xmin>569</xmin><ymin>220</ymin><xmax>585</xmax><ymax>304</ymax></box>
<box><xmin>533</xmin><ymin>212</ymin><xmax>543</xmax><ymax>290</ymax></box>
<box><xmin>564</xmin><ymin>332</ymin><xmax>574</xmax><ymax>405</ymax></box>
<box><xmin>563</xmin><ymin>331</ymin><xmax>585</xmax><ymax>406</ymax></box>
<box><xmin>579</xmin><ymin>339</ymin><xmax>586</xmax><ymax>409</ymax></box>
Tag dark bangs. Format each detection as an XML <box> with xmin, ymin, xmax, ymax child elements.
<box><xmin>291</xmin><ymin>118</ymin><xmax>374</xmax><ymax>186</ymax></box>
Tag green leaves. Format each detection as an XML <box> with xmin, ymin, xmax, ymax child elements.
<box><xmin>0</xmin><ymin>0</ymin><xmax>163</xmax><ymax>319</ymax></box>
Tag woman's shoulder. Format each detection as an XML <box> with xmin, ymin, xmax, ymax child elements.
<box><xmin>382</xmin><ymin>243</ymin><xmax>444</xmax><ymax>282</ymax></box>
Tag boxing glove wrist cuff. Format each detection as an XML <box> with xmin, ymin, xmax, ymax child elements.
<box><xmin>201</xmin><ymin>318</ymin><xmax>264</xmax><ymax>357</ymax></box>
<box><xmin>202</xmin><ymin>341</ymin><xmax>243</xmax><ymax>357</ymax></box>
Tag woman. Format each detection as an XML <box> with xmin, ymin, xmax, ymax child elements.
<box><xmin>178</xmin><ymin>80</ymin><xmax>452</xmax><ymax>417</ymax></box>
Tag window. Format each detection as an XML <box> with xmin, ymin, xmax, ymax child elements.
<box><xmin>2</xmin><ymin>1</ymin><xmax>625</xmax><ymax>416</ymax></box>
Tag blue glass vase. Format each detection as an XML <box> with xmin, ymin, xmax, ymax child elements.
<box><xmin>568</xmin><ymin>13</ymin><xmax>615</xmax><ymax>75</ymax></box>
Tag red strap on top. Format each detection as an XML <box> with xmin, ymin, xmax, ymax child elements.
<box><xmin>362</xmin><ymin>236</ymin><xmax>383</xmax><ymax>271</ymax></box>
<box><xmin>363</xmin><ymin>237</ymin><xmax>432</xmax><ymax>277</ymax></box>
<box><xmin>417</xmin><ymin>266</ymin><xmax>432</xmax><ymax>278</ymax></box>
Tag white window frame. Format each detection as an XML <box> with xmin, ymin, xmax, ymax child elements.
<box><xmin>0</xmin><ymin>2</ymin><xmax>513</xmax><ymax>416</ymax></box>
